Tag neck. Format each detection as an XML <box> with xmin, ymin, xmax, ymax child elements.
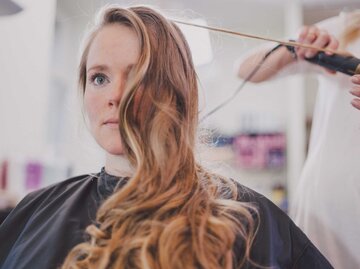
<box><xmin>105</xmin><ymin>153</ymin><xmax>134</xmax><ymax>177</ymax></box>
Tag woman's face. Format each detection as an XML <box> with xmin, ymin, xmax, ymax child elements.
<box><xmin>84</xmin><ymin>24</ymin><xmax>140</xmax><ymax>155</ymax></box>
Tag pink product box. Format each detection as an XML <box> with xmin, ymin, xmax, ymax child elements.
<box><xmin>25</xmin><ymin>162</ymin><xmax>43</xmax><ymax>191</ymax></box>
<box><xmin>233</xmin><ymin>133</ymin><xmax>286</xmax><ymax>169</ymax></box>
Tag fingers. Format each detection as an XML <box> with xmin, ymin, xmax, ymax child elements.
<box><xmin>305</xmin><ymin>29</ymin><xmax>326</xmax><ymax>58</ymax></box>
<box><xmin>350</xmin><ymin>75</ymin><xmax>360</xmax><ymax>110</ymax></box>
<box><xmin>295</xmin><ymin>25</ymin><xmax>339</xmax><ymax>60</ymax></box>
<box><xmin>325</xmin><ymin>36</ymin><xmax>339</xmax><ymax>55</ymax></box>
<box><xmin>311</xmin><ymin>30</ymin><xmax>338</xmax><ymax>57</ymax></box>
<box><xmin>351</xmin><ymin>99</ymin><xmax>360</xmax><ymax>110</ymax></box>
<box><xmin>350</xmin><ymin>75</ymin><xmax>360</xmax><ymax>97</ymax></box>
<box><xmin>296</xmin><ymin>25</ymin><xmax>318</xmax><ymax>59</ymax></box>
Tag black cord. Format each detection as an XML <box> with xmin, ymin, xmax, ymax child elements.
<box><xmin>200</xmin><ymin>43</ymin><xmax>287</xmax><ymax>122</ymax></box>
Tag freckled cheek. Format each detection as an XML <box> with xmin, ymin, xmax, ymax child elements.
<box><xmin>84</xmin><ymin>92</ymin><xmax>102</xmax><ymax>129</ymax></box>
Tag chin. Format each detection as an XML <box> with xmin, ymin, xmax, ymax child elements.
<box><xmin>104</xmin><ymin>146</ymin><xmax>124</xmax><ymax>156</ymax></box>
<box><xmin>100</xmin><ymin>141</ymin><xmax>124</xmax><ymax>156</ymax></box>
<box><xmin>95</xmin><ymin>133</ymin><xmax>124</xmax><ymax>155</ymax></box>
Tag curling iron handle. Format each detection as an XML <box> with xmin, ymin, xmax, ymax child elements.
<box><xmin>305</xmin><ymin>52</ymin><xmax>360</xmax><ymax>76</ymax></box>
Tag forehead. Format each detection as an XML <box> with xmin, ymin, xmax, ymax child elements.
<box><xmin>86</xmin><ymin>23</ymin><xmax>140</xmax><ymax>69</ymax></box>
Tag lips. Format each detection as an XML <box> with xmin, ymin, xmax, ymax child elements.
<box><xmin>103</xmin><ymin>118</ymin><xmax>119</xmax><ymax>125</ymax></box>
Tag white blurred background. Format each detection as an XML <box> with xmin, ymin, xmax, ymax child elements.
<box><xmin>0</xmin><ymin>0</ymin><xmax>359</xmax><ymax>209</ymax></box>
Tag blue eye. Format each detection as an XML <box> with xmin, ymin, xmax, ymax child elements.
<box><xmin>90</xmin><ymin>73</ymin><xmax>109</xmax><ymax>86</ymax></box>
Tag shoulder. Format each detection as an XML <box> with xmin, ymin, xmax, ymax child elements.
<box><xmin>3</xmin><ymin>173</ymin><xmax>98</xmax><ymax>224</ymax></box>
<box><xmin>0</xmin><ymin>173</ymin><xmax>100</xmax><ymax>268</ymax></box>
<box><xmin>30</xmin><ymin>173</ymin><xmax>98</xmax><ymax>197</ymax></box>
<box><xmin>234</xmin><ymin>180</ymin><xmax>285</xmax><ymax>217</ymax></box>
<box><xmin>233</xmin><ymin>180</ymin><xmax>333</xmax><ymax>268</ymax></box>
<box><xmin>23</xmin><ymin>173</ymin><xmax>98</xmax><ymax>205</ymax></box>
<box><xmin>234</xmin><ymin>181</ymin><xmax>294</xmax><ymax>240</ymax></box>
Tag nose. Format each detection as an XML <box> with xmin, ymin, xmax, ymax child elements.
<box><xmin>108</xmin><ymin>78</ymin><xmax>125</xmax><ymax>108</ymax></box>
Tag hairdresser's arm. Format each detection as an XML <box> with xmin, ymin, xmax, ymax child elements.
<box><xmin>236</xmin><ymin>25</ymin><xmax>339</xmax><ymax>83</ymax></box>
<box><xmin>236</xmin><ymin>46</ymin><xmax>294</xmax><ymax>82</ymax></box>
<box><xmin>350</xmin><ymin>75</ymin><xmax>360</xmax><ymax>110</ymax></box>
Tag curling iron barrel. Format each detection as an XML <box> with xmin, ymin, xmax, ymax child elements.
<box><xmin>173</xmin><ymin>20</ymin><xmax>360</xmax><ymax>77</ymax></box>
<box><xmin>305</xmin><ymin>52</ymin><xmax>360</xmax><ymax>76</ymax></box>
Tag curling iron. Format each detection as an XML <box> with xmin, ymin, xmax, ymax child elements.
<box><xmin>173</xmin><ymin>19</ymin><xmax>360</xmax><ymax>76</ymax></box>
<box><xmin>171</xmin><ymin>19</ymin><xmax>360</xmax><ymax>120</ymax></box>
<box><xmin>304</xmin><ymin>52</ymin><xmax>360</xmax><ymax>76</ymax></box>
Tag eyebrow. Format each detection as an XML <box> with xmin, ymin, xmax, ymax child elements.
<box><xmin>87</xmin><ymin>64</ymin><xmax>110</xmax><ymax>73</ymax></box>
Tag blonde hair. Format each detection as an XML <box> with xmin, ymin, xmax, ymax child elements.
<box><xmin>340</xmin><ymin>10</ymin><xmax>360</xmax><ymax>49</ymax></box>
<box><xmin>62</xmin><ymin>5</ymin><xmax>258</xmax><ymax>269</ymax></box>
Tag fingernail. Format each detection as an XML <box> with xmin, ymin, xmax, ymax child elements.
<box><xmin>350</xmin><ymin>88</ymin><xmax>360</xmax><ymax>96</ymax></box>
<box><xmin>351</xmin><ymin>99</ymin><xmax>360</xmax><ymax>109</ymax></box>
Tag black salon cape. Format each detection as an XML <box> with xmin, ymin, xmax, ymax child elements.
<box><xmin>0</xmin><ymin>169</ymin><xmax>333</xmax><ymax>269</ymax></box>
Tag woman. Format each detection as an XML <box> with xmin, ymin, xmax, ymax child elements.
<box><xmin>0</xmin><ymin>5</ymin><xmax>332</xmax><ymax>269</ymax></box>
<box><xmin>237</xmin><ymin>10</ymin><xmax>360</xmax><ymax>269</ymax></box>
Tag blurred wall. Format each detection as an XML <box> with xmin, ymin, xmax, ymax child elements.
<box><xmin>0</xmin><ymin>0</ymin><xmax>56</xmax><ymax>157</ymax></box>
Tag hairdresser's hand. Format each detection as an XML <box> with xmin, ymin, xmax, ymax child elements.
<box><xmin>350</xmin><ymin>75</ymin><xmax>360</xmax><ymax>110</ymax></box>
<box><xmin>296</xmin><ymin>25</ymin><xmax>339</xmax><ymax>74</ymax></box>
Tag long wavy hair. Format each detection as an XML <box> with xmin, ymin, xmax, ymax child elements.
<box><xmin>62</xmin><ymin>5</ymin><xmax>258</xmax><ymax>269</ymax></box>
